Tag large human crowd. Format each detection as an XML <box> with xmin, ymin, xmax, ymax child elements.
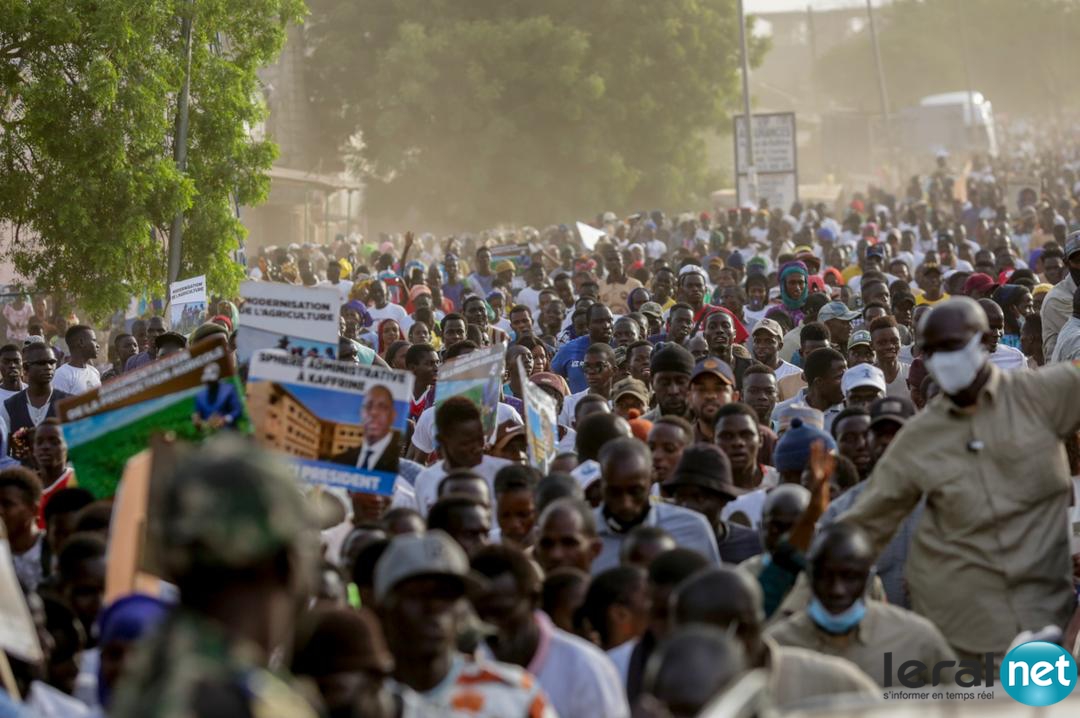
<box><xmin>3</xmin><ymin>120</ymin><xmax>1080</xmax><ymax>716</ymax></box>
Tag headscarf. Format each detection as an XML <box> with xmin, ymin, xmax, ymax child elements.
<box><xmin>97</xmin><ymin>594</ymin><xmax>171</xmax><ymax>707</ymax></box>
<box><xmin>377</xmin><ymin>319</ymin><xmax>402</xmax><ymax>355</ymax></box>
<box><xmin>406</xmin><ymin>284</ymin><xmax>432</xmax><ymax>314</ymax></box>
<box><xmin>698</xmin><ymin>305</ymin><xmax>749</xmax><ymax>345</ymax></box>
<box><xmin>344</xmin><ymin>300</ymin><xmax>374</xmax><ymax>329</ymax></box>
<box><xmin>778</xmin><ymin>261</ymin><xmax>810</xmax><ymax>312</ymax></box>
<box><xmin>1033</xmin><ymin>283</ymin><xmax>1053</xmax><ymax>298</ymax></box>
<box><xmin>822</xmin><ymin>267</ymin><xmax>845</xmax><ymax>286</ymax></box>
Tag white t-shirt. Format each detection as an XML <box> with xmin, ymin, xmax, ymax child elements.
<box><xmin>414</xmin><ymin>455</ymin><xmax>513</xmax><ymax>516</ymax></box>
<box><xmin>722</xmin><ymin>488</ymin><xmax>768</xmax><ymax>529</ymax></box>
<box><xmin>0</xmin><ymin>383</ymin><xmax>26</xmax><ymax>403</ymax></box>
<box><xmin>52</xmin><ymin>363</ymin><xmax>101</xmax><ymax>396</ymax></box>
<box><xmin>319</xmin><ymin>278</ymin><xmax>354</xmax><ymax>303</ymax></box>
<box><xmin>516</xmin><ymin>287</ymin><xmax>543</xmax><ymax>317</ymax></box>
<box><xmin>773</xmin><ymin>359</ymin><xmax>801</xmax><ymax>382</ymax></box>
<box><xmin>367</xmin><ymin>302</ymin><xmax>408</xmax><ymax>325</ymax></box>
<box><xmin>3</xmin><ymin>303</ymin><xmax>33</xmax><ymax>342</ymax></box>
<box><xmin>743</xmin><ymin>306</ymin><xmax>769</xmax><ymax>326</ymax></box>
<box><xmin>607</xmin><ymin>639</ymin><xmax>637</xmax><ymax>689</ymax></box>
<box><xmin>411</xmin><ymin>402</ymin><xmax>523</xmax><ymax>454</ymax></box>
<box><xmin>529</xmin><ymin>612</ymin><xmax>630</xmax><ymax>718</ymax></box>
<box><xmin>645</xmin><ymin>239</ymin><xmax>667</xmax><ymax>260</ymax></box>
<box><xmin>558</xmin><ymin>389</ymin><xmax>602</xmax><ymax>428</ymax></box>
<box><xmin>989</xmin><ymin>344</ymin><xmax>1027</xmax><ymax>372</ymax></box>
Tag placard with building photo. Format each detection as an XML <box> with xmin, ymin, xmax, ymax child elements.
<box><xmin>247</xmin><ymin>349</ymin><xmax>414</xmax><ymax>496</ymax></box>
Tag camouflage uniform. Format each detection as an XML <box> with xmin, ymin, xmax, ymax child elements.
<box><xmin>110</xmin><ymin>436</ymin><xmax>321</xmax><ymax>718</ymax></box>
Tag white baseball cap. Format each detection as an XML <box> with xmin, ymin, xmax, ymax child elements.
<box><xmin>841</xmin><ymin>364</ymin><xmax>887</xmax><ymax>397</ymax></box>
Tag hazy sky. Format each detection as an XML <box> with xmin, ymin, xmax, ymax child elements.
<box><xmin>746</xmin><ymin>0</ymin><xmax>887</xmax><ymax>14</ymax></box>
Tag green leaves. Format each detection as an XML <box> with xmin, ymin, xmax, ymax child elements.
<box><xmin>0</xmin><ymin>0</ymin><xmax>303</xmax><ymax>319</ymax></box>
<box><xmin>306</xmin><ymin>0</ymin><xmax>766</xmax><ymax>229</ymax></box>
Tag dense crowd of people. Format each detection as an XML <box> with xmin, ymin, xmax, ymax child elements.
<box><xmin>4</xmin><ymin>123</ymin><xmax>1080</xmax><ymax>716</ymax></box>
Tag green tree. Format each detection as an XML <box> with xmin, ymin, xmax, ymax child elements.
<box><xmin>0</xmin><ymin>0</ymin><xmax>304</xmax><ymax>319</ymax></box>
<box><xmin>305</xmin><ymin>0</ymin><xmax>768</xmax><ymax>231</ymax></box>
<box><xmin>814</xmin><ymin>0</ymin><xmax>1080</xmax><ymax>117</ymax></box>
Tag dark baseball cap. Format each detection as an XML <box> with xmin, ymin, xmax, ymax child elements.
<box><xmin>690</xmin><ymin>357</ymin><xmax>734</xmax><ymax>386</ymax></box>
<box><xmin>651</xmin><ymin>342</ymin><xmax>695</xmax><ymax>376</ymax></box>
<box><xmin>869</xmin><ymin>396</ymin><xmax>916</xmax><ymax>429</ymax></box>
<box><xmin>664</xmin><ymin>444</ymin><xmax>744</xmax><ymax>501</ymax></box>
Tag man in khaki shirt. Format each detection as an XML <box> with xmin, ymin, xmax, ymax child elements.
<box><xmin>598</xmin><ymin>247</ymin><xmax>642</xmax><ymax>315</ymax></box>
<box><xmin>673</xmin><ymin>566</ymin><xmax>879</xmax><ymax>710</ymax></box>
<box><xmin>767</xmin><ymin>524</ymin><xmax>956</xmax><ymax>687</ymax></box>
<box><xmin>842</xmin><ymin>297</ymin><xmax>1080</xmax><ymax>659</ymax></box>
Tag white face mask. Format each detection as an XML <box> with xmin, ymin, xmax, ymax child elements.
<box><xmin>924</xmin><ymin>332</ymin><xmax>987</xmax><ymax>395</ymax></box>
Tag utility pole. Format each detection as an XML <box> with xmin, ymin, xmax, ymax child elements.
<box><xmin>736</xmin><ymin>0</ymin><xmax>758</xmax><ymax>207</ymax></box>
<box><xmin>953</xmin><ymin>0</ymin><xmax>978</xmax><ymax>150</ymax></box>
<box><xmin>865</xmin><ymin>0</ymin><xmax>893</xmax><ymax>182</ymax></box>
<box><xmin>807</xmin><ymin>5</ymin><xmax>819</xmax><ymax>114</ymax></box>
<box><xmin>168</xmin><ymin>1</ymin><xmax>195</xmax><ymax>286</ymax></box>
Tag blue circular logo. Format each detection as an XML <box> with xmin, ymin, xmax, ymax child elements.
<box><xmin>1001</xmin><ymin>641</ymin><xmax>1077</xmax><ymax>706</ymax></box>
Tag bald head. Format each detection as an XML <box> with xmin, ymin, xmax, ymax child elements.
<box><xmin>643</xmin><ymin>626</ymin><xmax>746</xmax><ymax>717</ymax></box>
<box><xmin>808</xmin><ymin>523</ymin><xmax>874</xmax><ymax>567</ymax></box>
<box><xmin>760</xmin><ymin>484</ymin><xmax>810</xmax><ymax>554</ymax></box>
<box><xmin>762</xmin><ymin>484</ymin><xmax>810</xmax><ymax>517</ymax></box>
<box><xmin>809</xmin><ymin>523</ymin><xmax>876</xmax><ymax>615</ymax></box>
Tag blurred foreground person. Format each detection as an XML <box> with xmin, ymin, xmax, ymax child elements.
<box><xmin>110</xmin><ymin>436</ymin><xmax>322</xmax><ymax>717</ymax></box>
<box><xmin>374</xmin><ymin>530</ymin><xmax>557</xmax><ymax>717</ymax></box>
<box><xmin>639</xmin><ymin>626</ymin><xmax>746</xmax><ymax>718</ymax></box>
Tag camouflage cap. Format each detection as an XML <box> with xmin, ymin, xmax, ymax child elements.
<box><xmin>151</xmin><ymin>434</ymin><xmax>316</xmax><ymax>578</ymax></box>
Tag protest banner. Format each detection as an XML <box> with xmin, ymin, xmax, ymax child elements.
<box><xmin>0</xmin><ymin>525</ymin><xmax>43</xmax><ymax>666</ymax></box>
<box><xmin>518</xmin><ymin>358</ymin><xmax>557</xmax><ymax>472</ymax></box>
<box><xmin>489</xmin><ymin>243</ymin><xmax>531</xmax><ymax>271</ymax></box>
<box><xmin>58</xmin><ymin>334</ymin><xmax>245</xmax><ymax>498</ymax></box>
<box><xmin>236</xmin><ymin>281</ymin><xmax>341</xmax><ymax>364</ymax></box>
<box><xmin>434</xmin><ymin>342</ymin><xmax>505</xmax><ymax>437</ymax></box>
<box><xmin>168</xmin><ymin>274</ymin><xmax>207</xmax><ymax>335</ymax></box>
<box><xmin>247</xmin><ymin>349</ymin><xmax>414</xmax><ymax>496</ymax></box>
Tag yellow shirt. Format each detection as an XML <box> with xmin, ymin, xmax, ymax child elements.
<box><xmin>841</xmin><ymin>265</ymin><xmax>862</xmax><ymax>282</ymax></box>
<box><xmin>915</xmin><ymin>290</ymin><xmax>950</xmax><ymax>306</ymax></box>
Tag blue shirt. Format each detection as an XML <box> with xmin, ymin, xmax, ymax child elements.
<box><xmin>551</xmin><ymin>335</ymin><xmax>593</xmax><ymax>393</ymax></box>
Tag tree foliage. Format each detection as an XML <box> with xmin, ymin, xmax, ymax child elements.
<box><xmin>814</xmin><ymin>0</ymin><xmax>1080</xmax><ymax>118</ymax></box>
<box><xmin>0</xmin><ymin>0</ymin><xmax>304</xmax><ymax>318</ymax></box>
<box><xmin>306</xmin><ymin>0</ymin><xmax>768</xmax><ymax>231</ymax></box>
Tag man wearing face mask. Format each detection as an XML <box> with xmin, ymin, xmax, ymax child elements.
<box><xmin>841</xmin><ymin>296</ymin><xmax>1080</xmax><ymax>660</ymax></box>
<box><xmin>766</xmin><ymin>524</ymin><xmax>956</xmax><ymax>687</ymax></box>
<box><xmin>1040</xmin><ymin>230</ymin><xmax>1080</xmax><ymax>359</ymax></box>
